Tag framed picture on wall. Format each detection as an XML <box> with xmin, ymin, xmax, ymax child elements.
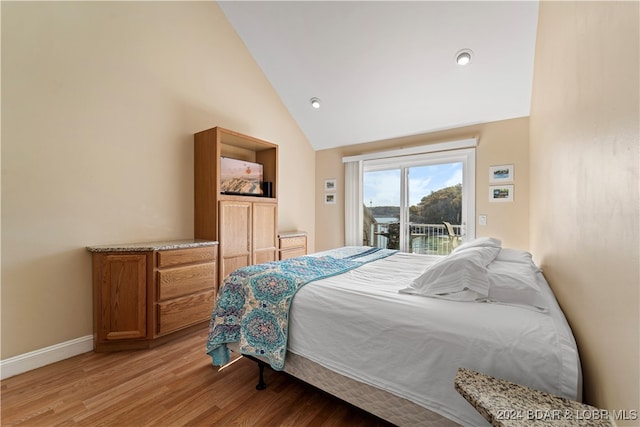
<box><xmin>324</xmin><ymin>193</ymin><xmax>336</xmax><ymax>204</ymax></box>
<box><xmin>324</xmin><ymin>178</ymin><xmax>337</xmax><ymax>191</ymax></box>
<box><xmin>489</xmin><ymin>164</ymin><xmax>514</xmax><ymax>183</ymax></box>
<box><xmin>489</xmin><ymin>185</ymin><xmax>514</xmax><ymax>202</ymax></box>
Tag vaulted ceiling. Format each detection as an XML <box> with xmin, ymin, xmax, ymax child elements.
<box><xmin>219</xmin><ymin>1</ymin><xmax>539</xmax><ymax>150</ymax></box>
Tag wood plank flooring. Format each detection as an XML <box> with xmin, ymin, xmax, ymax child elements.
<box><xmin>1</xmin><ymin>329</ymin><xmax>395</xmax><ymax>426</ymax></box>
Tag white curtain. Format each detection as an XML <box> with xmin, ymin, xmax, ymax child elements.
<box><xmin>344</xmin><ymin>160</ymin><xmax>363</xmax><ymax>246</ymax></box>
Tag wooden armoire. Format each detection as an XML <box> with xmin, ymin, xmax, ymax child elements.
<box><xmin>194</xmin><ymin>127</ymin><xmax>278</xmax><ymax>284</ymax></box>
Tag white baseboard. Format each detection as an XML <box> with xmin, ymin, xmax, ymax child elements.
<box><xmin>0</xmin><ymin>335</ymin><xmax>94</xmax><ymax>380</ymax></box>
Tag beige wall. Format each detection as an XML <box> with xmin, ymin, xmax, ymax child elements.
<box><xmin>1</xmin><ymin>2</ymin><xmax>315</xmax><ymax>359</ymax></box>
<box><xmin>315</xmin><ymin>117</ymin><xmax>530</xmax><ymax>252</ymax></box>
<box><xmin>530</xmin><ymin>1</ymin><xmax>639</xmax><ymax>420</ymax></box>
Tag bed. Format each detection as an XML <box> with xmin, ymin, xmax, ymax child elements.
<box><xmin>206</xmin><ymin>240</ymin><xmax>582</xmax><ymax>426</ymax></box>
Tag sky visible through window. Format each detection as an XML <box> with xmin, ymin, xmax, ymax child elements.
<box><xmin>364</xmin><ymin>162</ymin><xmax>462</xmax><ymax>207</ymax></box>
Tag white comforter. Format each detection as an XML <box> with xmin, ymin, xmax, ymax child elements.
<box><xmin>287</xmin><ymin>252</ymin><xmax>581</xmax><ymax>427</ymax></box>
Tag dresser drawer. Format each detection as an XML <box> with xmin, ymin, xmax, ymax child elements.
<box><xmin>280</xmin><ymin>248</ymin><xmax>306</xmax><ymax>260</ymax></box>
<box><xmin>279</xmin><ymin>236</ymin><xmax>306</xmax><ymax>249</ymax></box>
<box><xmin>157</xmin><ymin>262</ymin><xmax>216</xmax><ymax>301</ymax></box>
<box><xmin>157</xmin><ymin>290</ymin><xmax>215</xmax><ymax>335</ymax></box>
<box><xmin>157</xmin><ymin>246</ymin><xmax>217</xmax><ymax>268</ymax></box>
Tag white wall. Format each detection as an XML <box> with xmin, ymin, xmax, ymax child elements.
<box><xmin>530</xmin><ymin>1</ymin><xmax>639</xmax><ymax>420</ymax></box>
<box><xmin>315</xmin><ymin>118</ymin><xmax>531</xmax><ymax>251</ymax></box>
<box><xmin>1</xmin><ymin>2</ymin><xmax>315</xmax><ymax>360</ymax></box>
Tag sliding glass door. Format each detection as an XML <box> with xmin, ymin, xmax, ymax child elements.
<box><xmin>363</xmin><ymin>150</ymin><xmax>474</xmax><ymax>255</ymax></box>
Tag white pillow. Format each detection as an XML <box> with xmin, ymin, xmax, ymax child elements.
<box><xmin>452</xmin><ymin>237</ymin><xmax>502</xmax><ymax>254</ymax></box>
<box><xmin>399</xmin><ymin>246</ymin><xmax>500</xmax><ymax>301</ymax></box>
<box><xmin>460</xmin><ymin>245</ymin><xmax>502</xmax><ymax>267</ymax></box>
<box><xmin>495</xmin><ymin>248</ymin><xmax>534</xmax><ymax>265</ymax></box>
<box><xmin>487</xmin><ymin>261</ymin><xmax>548</xmax><ymax>312</ymax></box>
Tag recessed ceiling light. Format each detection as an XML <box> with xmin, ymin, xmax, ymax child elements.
<box><xmin>455</xmin><ymin>49</ymin><xmax>473</xmax><ymax>66</ymax></box>
<box><xmin>310</xmin><ymin>97</ymin><xmax>321</xmax><ymax>109</ymax></box>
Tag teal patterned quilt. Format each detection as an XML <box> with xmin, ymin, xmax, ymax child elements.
<box><xmin>206</xmin><ymin>246</ymin><xmax>396</xmax><ymax>370</ymax></box>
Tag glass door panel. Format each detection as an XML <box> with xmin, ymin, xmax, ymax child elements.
<box><xmin>363</xmin><ymin>169</ymin><xmax>400</xmax><ymax>250</ymax></box>
<box><xmin>408</xmin><ymin>163</ymin><xmax>463</xmax><ymax>255</ymax></box>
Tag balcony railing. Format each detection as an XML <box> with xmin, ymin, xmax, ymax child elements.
<box><xmin>370</xmin><ymin>222</ymin><xmax>462</xmax><ymax>255</ymax></box>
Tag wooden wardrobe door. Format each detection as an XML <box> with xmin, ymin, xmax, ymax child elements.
<box><xmin>253</xmin><ymin>202</ymin><xmax>277</xmax><ymax>265</ymax></box>
<box><xmin>219</xmin><ymin>200</ymin><xmax>251</xmax><ymax>280</ymax></box>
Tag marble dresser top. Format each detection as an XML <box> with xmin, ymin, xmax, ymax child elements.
<box><xmin>455</xmin><ymin>368</ymin><xmax>613</xmax><ymax>427</ymax></box>
<box><xmin>87</xmin><ymin>239</ymin><xmax>218</xmax><ymax>253</ymax></box>
<box><xmin>277</xmin><ymin>230</ymin><xmax>307</xmax><ymax>238</ymax></box>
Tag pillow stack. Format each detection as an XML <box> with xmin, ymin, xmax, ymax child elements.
<box><xmin>487</xmin><ymin>249</ymin><xmax>547</xmax><ymax>312</ymax></box>
<box><xmin>399</xmin><ymin>237</ymin><xmax>547</xmax><ymax>312</ymax></box>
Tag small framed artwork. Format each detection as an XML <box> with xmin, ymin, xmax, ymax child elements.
<box><xmin>324</xmin><ymin>179</ymin><xmax>337</xmax><ymax>191</ymax></box>
<box><xmin>489</xmin><ymin>185</ymin><xmax>514</xmax><ymax>202</ymax></box>
<box><xmin>489</xmin><ymin>164</ymin><xmax>514</xmax><ymax>183</ymax></box>
<box><xmin>324</xmin><ymin>193</ymin><xmax>336</xmax><ymax>204</ymax></box>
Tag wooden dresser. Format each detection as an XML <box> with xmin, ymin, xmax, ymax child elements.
<box><xmin>87</xmin><ymin>240</ymin><xmax>218</xmax><ymax>352</ymax></box>
<box><xmin>278</xmin><ymin>231</ymin><xmax>307</xmax><ymax>260</ymax></box>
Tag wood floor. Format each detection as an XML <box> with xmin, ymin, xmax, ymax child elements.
<box><xmin>1</xmin><ymin>328</ymin><xmax>395</xmax><ymax>426</ymax></box>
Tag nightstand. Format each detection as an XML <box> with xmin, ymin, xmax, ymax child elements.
<box><xmin>278</xmin><ymin>231</ymin><xmax>307</xmax><ymax>260</ymax></box>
